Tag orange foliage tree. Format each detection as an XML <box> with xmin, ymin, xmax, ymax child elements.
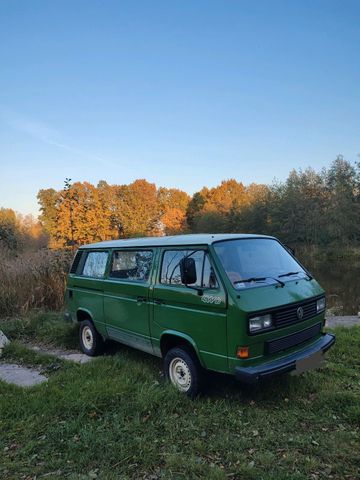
<box><xmin>186</xmin><ymin>179</ymin><xmax>257</xmax><ymax>232</ymax></box>
<box><xmin>37</xmin><ymin>179</ymin><xmax>190</xmax><ymax>247</ymax></box>
<box><xmin>35</xmin><ymin>155</ymin><xmax>360</xmax><ymax>249</ymax></box>
<box><xmin>0</xmin><ymin>207</ymin><xmax>46</xmax><ymax>251</ymax></box>
<box><xmin>115</xmin><ymin>180</ymin><xmax>160</xmax><ymax>237</ymax></box>
<box><xmin>157</xmin><ymin>187</ymin><xmax>190</xmax><ymax>235</ymax></box>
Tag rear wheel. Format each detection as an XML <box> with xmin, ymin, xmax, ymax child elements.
<box><xmin>79</xmin><ymin>320</ymin><xmax>104</xmax><ymax>356</ymax></box>
<box><xmin>164</xmin><ymin>346</ymin><xmax>202</xmax><ymax>398</ymax></box>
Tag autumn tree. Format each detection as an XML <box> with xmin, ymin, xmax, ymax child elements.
<box><xmin>203</xmin><ymin>179</ymin><xmax>247</xmax><ymax>213</ymax></box>
<box><xmin>97</xmin><ymin>180</ymin><xmax>123</xmax><ymax>238</ymax></box>
<box><xmin>186</xmin><ymin>192</ymin><xmax>206</xmax><ymax>231</ymax></box>
<box><xmin>35</xmin><ymin>155</ymin><xmax>359</xmax><ymax>250</ymax></box>
<box><xmin>228</xmin><ymin>184</ymin><xmax>270</xmax><ymax>234</ymax></box>
<box><xmin>0</xmin><ymin>208</ymin><xmax>19</xmax><ymax>250</ymax></box>
<box><xmin>115</xmin><ymin>180</ymin><xmax>160</xmax><ymax>237</ymax></box>
<box><xmin>38</xmin><ymin>181</ymin><xmax>115</xmax><ymax>248</ymax></box>
<box><xmin>18</xmin><ymin>214</ymin><xmax>48</xmax><ymax>250</ymax></box>
<box><xmin>0</xmin><ymin>208</ymin><xmax>47</xmax><ymax>251</ymax></box>
<box><xmin>37</xmin><ymin>179</ymin><xmax>192</xmax><ymax>246</ymax></box>
<box><xmin>187</xmin><ymin>179</ymin><xmax>251</xmax><ymax>232</ymax></box>
<box><xmin>56</xmin><ymin>181</ymin><xmax>116</xmax><ymax>247</ymax></box>
<box><xmin>157</xmin><ymin>187</ymin><xmax>190</xmax><ymax>234</ymax></box>
<box><xmin>37</xmin><ymin>188</ymin><xmax>59</xmax><ymax>244</ymax></box>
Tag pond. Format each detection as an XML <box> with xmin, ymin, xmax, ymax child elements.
<box><xmin>299</xmin><ymin>254</ymin><xmax>360</xmax><ymax>316</ymax></box>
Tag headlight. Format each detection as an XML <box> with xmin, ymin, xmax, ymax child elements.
<box><xmin>249</xmin><ymin>314</ymin><xmax>273</xmax><ymax>332</ymax></box>
<box><xmin>316</xmin><ymin>297</ymin><xmax>326</xmax><ymax>312</ymax></box>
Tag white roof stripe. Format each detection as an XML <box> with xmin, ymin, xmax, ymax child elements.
<box><xmin>79</xmin><ymin>233</ymin><xmax>274</xmax><ymax>249</ymax></box>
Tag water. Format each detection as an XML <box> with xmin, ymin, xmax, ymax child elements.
<box><xmin>300</xmin><ymin>255</ymin><xmax>360</xmax><ymax>315</ymax></box>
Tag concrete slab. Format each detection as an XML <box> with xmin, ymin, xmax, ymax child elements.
<box><xmin>0</xmin><ymin>363</ymin><xmax>47</xmax><ymax>387</ymax></box>
<box><xmin>60</xmin><ymin>352</ymin><xmax>93</xmax><ymax>363</ymax></box>
<box><xmin>29</xmin><ymin>344</ymin><xmax>93</xmax><ymax>364</ymax></box>
<box><xmin>326</xmin><ymin>316</ymin><xmax>360</xmax><ymax>328</ymax></box>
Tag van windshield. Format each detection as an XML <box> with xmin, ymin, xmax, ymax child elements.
<box><xmin>213</xmin><ymin>238</ymin><xmax>307</xmax><ymax>289</ymax></box>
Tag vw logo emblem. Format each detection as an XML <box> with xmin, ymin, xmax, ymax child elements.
<box><xmin>297</xmin><ymin>307</ymin><xmax>304</xmax><ymax>320</ymax></box>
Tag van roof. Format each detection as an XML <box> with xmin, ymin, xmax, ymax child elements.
<box><xmin>79</xmin><ymin>233</ymin><xmax>275</xmax><ymax>249</ymax></box>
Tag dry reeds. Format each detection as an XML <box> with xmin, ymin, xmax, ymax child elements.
<box><xmin>0</xmin><ymin>247</ymin><xmax>73</xmax><ymax>316</ymax></box>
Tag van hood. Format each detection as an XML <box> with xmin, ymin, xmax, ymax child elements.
<box><xmin>235</xmin><ymin>278</ymin><xmax>324</xmax><ymax>313</ymax></box>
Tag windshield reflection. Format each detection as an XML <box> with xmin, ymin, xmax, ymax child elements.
<box><xmin>213</xmin><ymin>239</ymin><xmax>307</xmax><ymax>289</ymax></box>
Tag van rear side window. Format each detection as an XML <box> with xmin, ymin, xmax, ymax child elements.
<box><xmin>109</xmin><ymin>250</ymin><xmax>153</xmax><ymax>282</ymax></box>
<box><xmin>70</xmin><ymin>251</ymin><xmax>83</xmax><ymax>274</ymax></box>
<box><xmin>82</xmin><ymin>251</ymin><xmax>108</xmax><ymax>278</ymax></box>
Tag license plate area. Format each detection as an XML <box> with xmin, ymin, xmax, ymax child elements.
<box><xmin>291</xmin><ymin>350</ymin><xmax>324</xmax><ymax>375</ymax></box>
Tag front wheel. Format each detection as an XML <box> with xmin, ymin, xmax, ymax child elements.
<box><xmin>79</xmin><ymin>320</ymin><xmax>104</xmax><ymax>356</ymax></box>
<box><xmin>164</xmin><ymin>347</ymin><xmax>202</xmax><ymax>398</ymax></box>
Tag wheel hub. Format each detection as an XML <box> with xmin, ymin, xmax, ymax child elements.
<box><xmin>82</xmin><ymin>326</ymin><xmax>93</xmax><ymax>350</ymax></box>
<box><xmin>169</xmin><ymin>357</ymin><xmax>192</xmax><ymax>392</ymax></box>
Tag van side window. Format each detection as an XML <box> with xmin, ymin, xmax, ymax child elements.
<box><xmin>202</xmin><ymin>254</ymin><xmax>219</xmax><ymax>289</ymax></box>
<box><xmin>109</xmin><ymin>250</ymin><xmax>153</xmax><ymax>282</ymax></box>
<box><xmin>70</xmin><ymin>250</ymin><xmax>83</xmax><ymax>274</ymax></box>
<box><xmin>161</xmin><ymin>250</ymin><xmax>203</xmax><ymax>286</ymax></box>
<box><xmin>82</xmin><ymin>251</ymin><xmax>108</xmax><ymax>278</ymax></box>
<box><xmin>161</xmin><ymin>250</ymin><xmax>218</xmax><ymax>288</ymax></box>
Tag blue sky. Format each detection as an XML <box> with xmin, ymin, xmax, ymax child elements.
<box><xmin>0</xmin><ymin>0</ymin><xmax>359</xmax><ymax>215</ymax></box>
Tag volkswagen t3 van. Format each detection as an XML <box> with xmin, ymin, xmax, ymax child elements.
<box><xmin>65</xmin><ymin>234</ymin><xmax>335</xmax><ymax>397</ymax></box>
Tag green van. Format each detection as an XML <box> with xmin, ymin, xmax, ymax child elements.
<box><xmin>65</xmin><ymin>234</ymin><xmax>335</xmax><ymax>397</ymax></box>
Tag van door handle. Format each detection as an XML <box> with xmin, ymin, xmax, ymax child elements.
<box><xmin>153</xmin><ymin>298</ymin><xmax>164</xmax><ymax>305</ymax></box>
<box><xmin>137</xmin><ymin>296</ymin><xmax>147</xmax><ymax>303</ymax></box>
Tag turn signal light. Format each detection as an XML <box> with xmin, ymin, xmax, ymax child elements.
<box><xmin>236</xmin><ymin>346</ymin><xmax>249</xmax><ymax>359</ymax></box>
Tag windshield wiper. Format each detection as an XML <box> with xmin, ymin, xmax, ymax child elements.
<box><xmin>278</xmin><ymin>271</ymin><xmax>313</xmax><ymax>281</ymax></box>
<box><xmin>278</xmin><ymin>271</ymin><xmax>300</xmax><ymax>278</ymax></box>
<box><xmin>234</xmin><ymin>277</ymin><xmax>285</xmax><ymax>287</ymax></box>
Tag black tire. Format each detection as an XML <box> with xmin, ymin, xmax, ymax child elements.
<box><xmin>79</xmin><ymin>319</ymin><xmax>104</xmax><ymax>356</ymax></box>
<box><xmin>164</xmin><ymin>346</ymin><xmax>202</xmax><ymax>398</ymax></box>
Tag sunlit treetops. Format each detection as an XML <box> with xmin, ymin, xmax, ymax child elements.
<box><xmin>0</xmin><ymin>208</ymin><xmax>47</xmax><ymax>251</ymax></box>
<box><xmin>2</xmin><ymin>155</ymin><xmax>358</xmax><ymax>251</ymax></box>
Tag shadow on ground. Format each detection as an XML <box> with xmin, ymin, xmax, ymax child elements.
<box><xmin>101</xmin><ymin>338</ymin><xmax>300</xmax><ymax>403</ymax></box>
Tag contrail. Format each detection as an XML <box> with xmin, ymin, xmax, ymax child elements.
<box><xmin>0</xmin><ymin>106</ymin><xmax>116</xmax><ymax>166</ymax></box>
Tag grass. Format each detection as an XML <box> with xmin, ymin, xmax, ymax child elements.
<box><xmin>0</xmin><ymin>311</ymin><xmax>79</xmax><ymax>349</ymax></box>
<box><xmin>0</xmin><ymin>313</ymin><xmax>359</xmax><ymax>480</ymax></box>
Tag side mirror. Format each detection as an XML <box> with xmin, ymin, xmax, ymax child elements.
<box><xmin>285</xmin><ymin>245</ymin><xmax>295</xmax><ymax>256</ymax></box>
<box><xmin>179</xmin><ymin>257</ymin><xmax>197</xmax><ymax>285</ymax></box>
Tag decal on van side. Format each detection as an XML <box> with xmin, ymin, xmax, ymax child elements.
<box><xmin>201</xmin><ymin>294</ymin><xmax>222</xmax><ymax>305</ymax></box>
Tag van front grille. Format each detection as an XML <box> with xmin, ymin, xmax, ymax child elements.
<box><xmin>266</xmin><ymin>322</ymin><xmax>322</xmax><ymax>354</ymax></box>
<box><xmin>273</xmin><ymin>298</ymin><xmax>318</xmax><ymax>328</ymax></box>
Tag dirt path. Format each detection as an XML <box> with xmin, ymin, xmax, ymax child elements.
<box><xmin>326</xmin><ymin>316</ymin><xmax>359</xmax><ymax>328</ymax></box>
<box><xmin>0</xmin><ymin>331</ymin><xmax>93</xmax><ymax>387</ymax></box>
<box><xmin>27</xmin><ymin>343</ymin><xmax>94</xmax><ymax>364</ymax></box>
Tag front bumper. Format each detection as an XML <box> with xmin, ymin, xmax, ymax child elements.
<box><xmin>235</xmin><ymin>333</ymin><xmax>335</xmax><ymax>384</ymax></box>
